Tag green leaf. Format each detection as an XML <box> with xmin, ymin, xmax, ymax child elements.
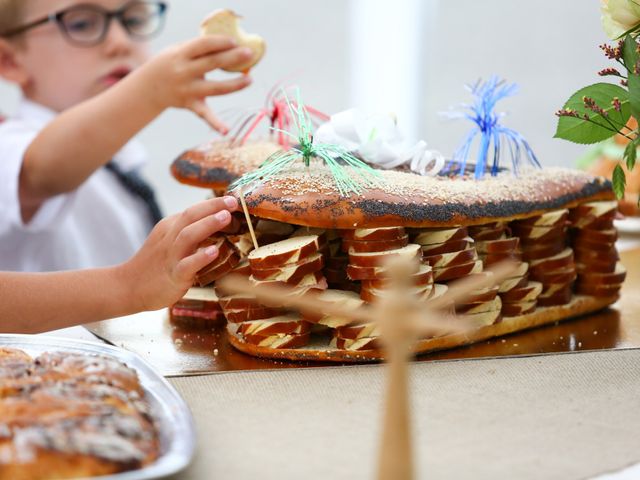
<box><xmin>624</xmin><ymin>137</ymin><xmax>638</xmax><ymax>171</ymax></box>
<box><xmin>554</xmin><ymin>83</ymin><xmax>631</xmax><ymax>144</ymax></box>
<box><xmin>627</xmin><ymin>72</ymin><xmax>640</xmax><ymax>120</ymax></box>
<box><xmin>622</xmin><ymin>35</ymin><xmax>639</xmax><ymax>72</ymax></box>
<box><xmin>621</xmin><ymin>35</ymin><xmax>640</xmax><ymax>120</ymax></box>
<box><xmin>612</xmin><ymin>163</ymin><xmax>627</xmax><ymax>199</ymax></box>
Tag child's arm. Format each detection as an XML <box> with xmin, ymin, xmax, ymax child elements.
<box><xmin>0</xmin><ymin>196</ymin><xmax>238</xmax><ymax>333</ymax></box>
<box><xmin>19</xmin><ymin>35</ymin><xmax>252</xmax><ymax>220</ymax></box>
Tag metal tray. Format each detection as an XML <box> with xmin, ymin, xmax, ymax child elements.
<box><xmin>0</xmin><ymin>334</ymin><xmax>196</xmax><ymax>479</ymax></box>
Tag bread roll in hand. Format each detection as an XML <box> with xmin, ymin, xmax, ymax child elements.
<box><xmin>200</xmin><ymin>9</ymin><xmax>265</xmax><ymax>73</ymax></box>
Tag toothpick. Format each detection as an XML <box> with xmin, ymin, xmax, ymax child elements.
<box><xmin>239</xmin><ymin>189</ymin><xmax>259</xmax><ymax>250</ymax></box>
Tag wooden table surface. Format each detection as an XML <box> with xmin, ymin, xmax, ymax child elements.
<box><xmin>87</xmin><ymin>247</ymin><xmax>640</xmax><ymax>377</ymax></box>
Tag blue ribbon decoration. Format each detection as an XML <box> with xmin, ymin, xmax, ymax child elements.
<box><xmin>444</xmin><ymin>76</ymin><xmax>541</xmax><ymax>179</ymax></box>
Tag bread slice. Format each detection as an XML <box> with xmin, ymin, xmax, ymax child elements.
<box><xmin>512</xmin><ymin>223</ymin><xmax>567</xmax><ymax>243</ymax></box>
<box><xmin>538</xmin><ymin>287</ymin><xmax>573</xmax><ymax>306</ymax></box>
<box><xmin>459</xmin><ymin>308</ymin><xmax>502</xmax><ymax>327</ymax></box>
<box><xmin>575</xmin><ymin>282</ymin><xmax>623</xmax><ymax>296</ymax></box>
<box><xmin>419</xmin><ymin>237</ymin><xmax>474</xmax><ymax>256</ymax></box>
<box><xmin>513</xmin><ymin>209</ymin><xmax>568</xmax><ymax>227</ymax></box>
<box><xmin>330</xmin><ymin>336</ymin><xmax>382</xmax><ymax>351</ymax></box>
<box><xmin>170</xmin><ymin>287</ymin><xmax>223</xmax><ymax>328</ymax></box>
<box><xmin>348</xmin><ymin>244</ymin><xmax>421</xmax><ymax>268</ymax></box>
<box><xmin>360</xmin><ymin>283</ymin><xmax>433</xmax><ymax>303</ymax></box>
<box><xmin>423</xmin><ymin>247</ymin><xmax>478</xmax><ymax>269</ymax></box>
<box><xmin>341</xmin><ymin>226</ymin><xmax>405</xmax><ymax>242</ymax></box>
<box><xmin>195</xmin><ymin>242</ymin><xmax>240</xmax><ymax>286</ymax></box>
<box><xmin>456</xmin><ymin>296</ymin><xmax>502</xmax><ymax>315</ymax></box>
<box><xmin>500</xmin><ymin>281</ymin><xmax>542</xmax><ymax>303</ymax></box>
<box><xmin>498</xmin><ymin>275</ymin><xmax>529</xmax><ymax>293</ymax></box>
<box><xmin>468</xmin><ymin>224</ymin><xmax>507</xmax><ymax>241</ymax></box>
<box><xmin>531</xmin><ymin>267</ymin><xmax>577</xmax><ymax>285</ymax></box>
<box><xmin>573</xmin><ymin>227</ymin><xmax>617</xmax><ymax>244</ymax></box>
<box><xmin>501</xmin><ymin>301</ymin><xmax>536</xmax><ymax>316</ymax></box>
<box><xmin>342</xmin><ymin>235</ymin><xmax>409</xmax><ymax>253</ymax></box>
<box><xmin>361</xmin><ymin>263</ymin><xmax>433</xmax><ymax>289</ymax></box>
<box><xmin>248</xmin><ymin>235</ymin><xmax>320</xmax><ymax>269</ymax></box>
<box><xmin>530</xmin><ymin>248</ymin><xmax>574</xmax><ymax>274</ymax></box>
<box><xmin>336</xmin><ymin>322</ymin><xmax>381</xmax><ymax>340</ymax></box>
<box><xmin>223</xmin><ymin>306</ymin><xmax>285</xmax><ymax>323</ymax></box>
<box><xmin>238</xmin><ymin>315</ymin><xmax>311</xmax><ymax>336</ymax></box>
<box><xmin>432</xmin><ymin>259</ymin><xmax>483</xmax><ymax>282</ymax></box>
<box><xmin>218</xmin><ymin>294</ymin><xmax>260</xmax><ymax>310</ymax></box>
<box><xmin>301</xmin><ymin>290</ymin><xmax>364</xmax><ymax>327</ymax></box>
<box><xmin>574</xmin><ymin>246</ymin><xmax>619</xmax><ymax>263</ymax></box>
<box><xmin>573</xmin><ymin>236</ymin><xmax>617</xmax><ymax>253</ymax></box>
<box><xmin>200</xmin><ymin>9</ymin><xmax>265</xmax><ymax>73</ymax></box>
<box><xmin>521</xmin><ymin>240</ymin><xmax>566</xmax><ymax>261</ymax></box>
<box><xmin>250</xmin><ymin>270</ymin><xmax>325</xmax><ymax>288</ymax></box>
<box><xmin>475</xmin><ymin>236</ymin><xmax>520</xmax><ymax>254</ymax></box>
<box><xmin>483</xmin><ymin>251</ymin><xmax>523</xmax><ymax>266</ymax></box>
<box><xmin>577</xmin><ymin>262</ymin><xmax>626</xmax><ymax>285</ymax></box>
<box><xmin>251</xmin><ymin>253</ymin><xmax>324</xmax><ymax>282</ymax></box>
<box><xmin>412</xmin><ymin>226</ymin><xmax>468</xmax><ymax>245</ymax></box>
<box><xmin>242</xmin><ymin>331</ymin><xmax>310</xmax><ymax>349</ymax></box>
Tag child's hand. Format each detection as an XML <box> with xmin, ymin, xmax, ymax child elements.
<box><xmin>137</xmin><ymin>35</ymin><xmax>253</xmax><ymax>133</ymax></box>
<box><xmin>120</xmin><ymin>196</ymin><xmax>239</xmax><ymax>311</ymax></box>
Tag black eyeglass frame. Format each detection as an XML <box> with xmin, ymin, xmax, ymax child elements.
<box><xmin>2</xmin><ymin>1</ymin><xmax>168</xmax><ymax>46</ymax></box>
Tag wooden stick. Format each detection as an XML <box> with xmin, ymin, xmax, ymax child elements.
<box><xmin>375</xmin><ymin>260</ymin><xmax>418</xmax><ymax>480</ymax></box>
<box><xmin>376</xmin><ymin>260</ymin><xmax>516</xmax><ymax>480</ymax></box>
<box><xmin>378</xmin><ymin>335</ymin><xmax>413</xmax><ymax>480</ymax></box>
<box><xmin>219</xmin><ymin>258</ymin><xmax>518</xmax><ymax>480</ymax></box>
<box><xmin>239</xmin><ymin>189</ymin><xmax>259</xmax><ymax>250</ymax></box>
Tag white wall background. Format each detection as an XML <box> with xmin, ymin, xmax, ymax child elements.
<box><xmin>0</xmin><ymin>0</ymin><xmax>609</xmax><ymax>215</ymax></box>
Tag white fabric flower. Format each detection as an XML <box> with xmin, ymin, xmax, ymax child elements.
<box><xmin>601</xmin><ymin>0</ymin><xmax>640</xmax><ymax>39</ymax></box>
<box><xmin>314</xmin><ymin>109</ymin><xmax>445</xmax><ymax>176</ymax></box>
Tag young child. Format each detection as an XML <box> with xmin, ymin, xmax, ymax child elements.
<box><xmin>0</xmin><ymin>0</ymin><xmax>253</xmax><ymax>271</ymax></box>
<box><xmin>0</xmin><ymin>195</ymin><xmax>238</xmax><ymax>333</ymax></box>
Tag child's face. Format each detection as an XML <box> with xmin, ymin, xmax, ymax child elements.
<box><xmin>12</xmin><ymin>0</ymin><xmax>152</xmax><ymax>111</ymax></box>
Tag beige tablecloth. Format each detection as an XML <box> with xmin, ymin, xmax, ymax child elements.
<box><xmin>168</xmin><ymin>349</ymin><xmax>640</xmax><ymax>480</ymax></box>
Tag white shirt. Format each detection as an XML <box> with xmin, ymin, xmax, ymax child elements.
<box><xmin>0</xmin><ymin>99</ymin><xmax>153</xmax><ymax>272</ymax></box>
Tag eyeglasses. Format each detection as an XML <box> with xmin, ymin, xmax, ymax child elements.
<box><xmin>3</xmin><ymin>1</ymin><xmax>168</xmax><ymax>47</ymax></box>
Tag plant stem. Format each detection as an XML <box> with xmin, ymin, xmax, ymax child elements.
<box><xmin>580</xmin><ymin>116</ymin><xmax>635</xmax><ymax>139</ymax></box>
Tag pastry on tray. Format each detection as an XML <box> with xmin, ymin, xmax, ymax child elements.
<box><xmin>0</xmin><ymin>349</ymin><xmax>159</xmax><ymax>479</ymax></box>
<box><xmin>171</xmin><ymin>82</ymin><xmax>626</xmax><ymax>362</ymax></box>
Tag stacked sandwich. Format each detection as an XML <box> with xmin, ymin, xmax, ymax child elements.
<box><xmin>170</xmin><ymin>151</ymin><xmax>625</xmax><ymax>361</ymax></box>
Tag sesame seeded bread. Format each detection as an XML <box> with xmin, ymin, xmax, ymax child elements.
<box><xmin>235</xmin><ymin>165</ymin><xmax>614</xmax><ymax>228</ymax></box>
<box><xmin>171</xmin><ymin>139</ymin><xmax>280</xmax><ymax>190</ymax></box>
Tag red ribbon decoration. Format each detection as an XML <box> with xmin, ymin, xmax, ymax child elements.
<box><xmin>228</xmin><ymin>88</ymin><xmax>329</xmax><ymax>149</ymax></box>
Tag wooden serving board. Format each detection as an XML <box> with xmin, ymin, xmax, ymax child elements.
<box><xmin>86</xmin><ymin>248</ymin><xmax>640</xmax><ymax>377</ymax></box>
